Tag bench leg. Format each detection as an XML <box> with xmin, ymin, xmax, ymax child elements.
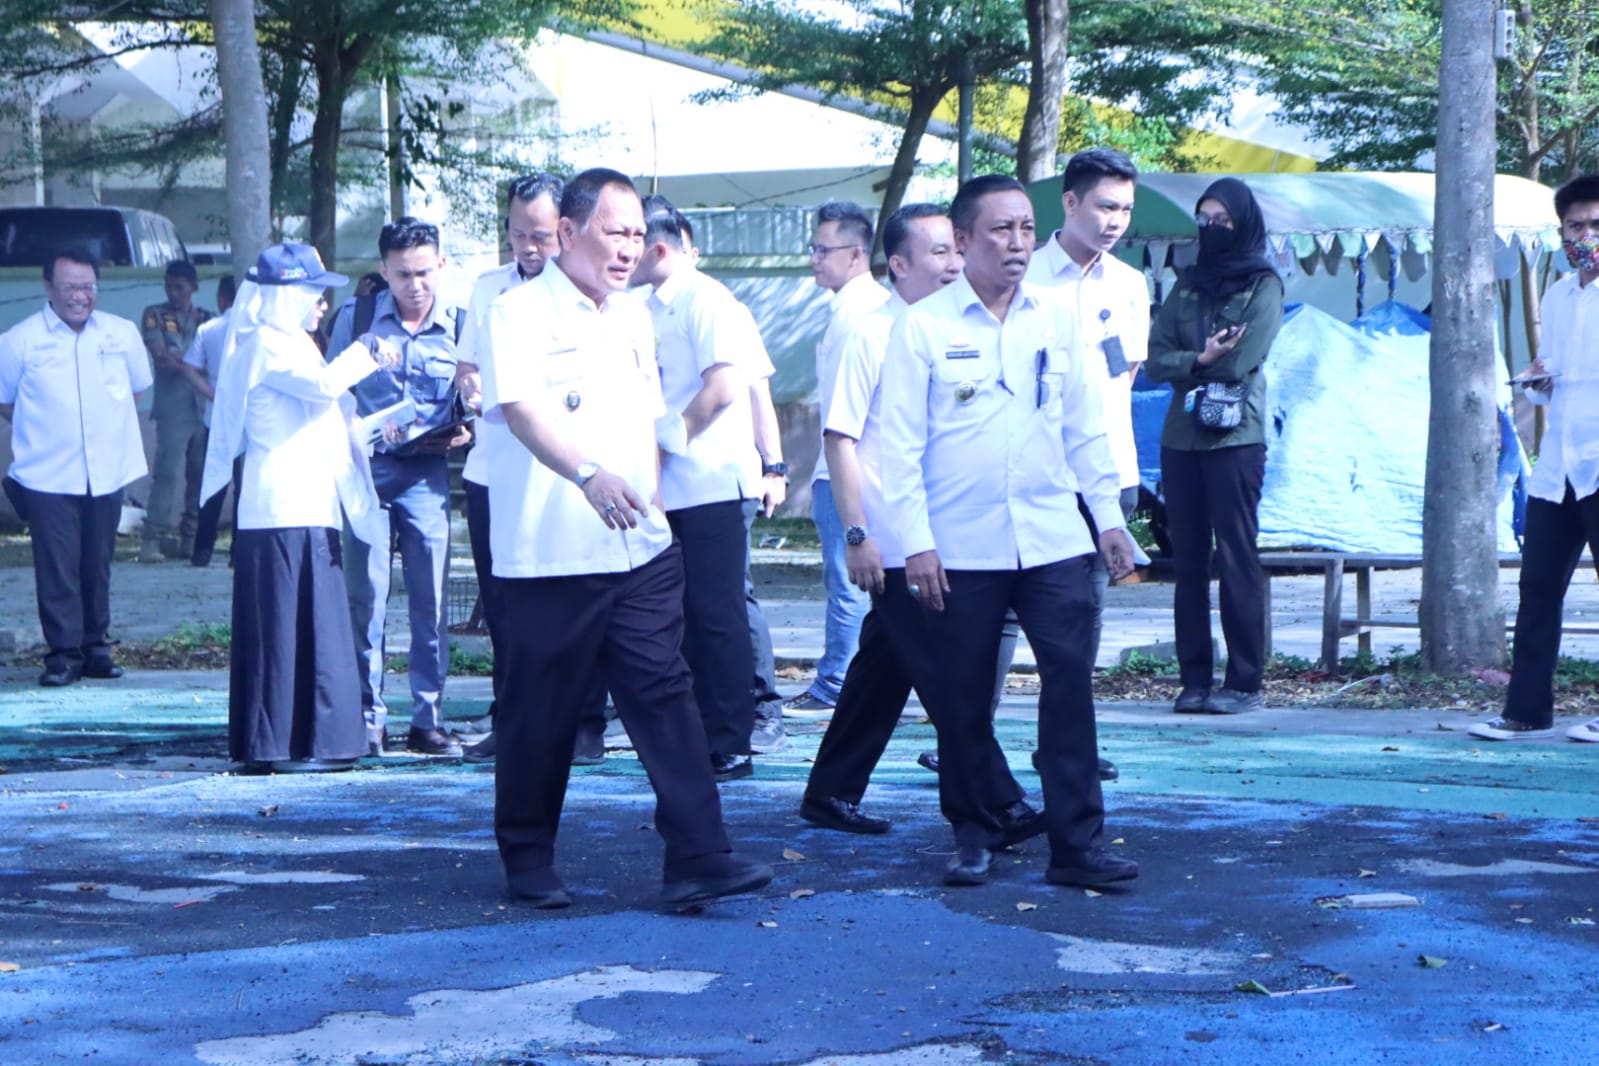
<box><xmin>1356</xmin><ymin>567</ymin><xmax>1372</xmax><ymax>657</ymax></box>
<box><xmin>1322</xmin><ymin>559</ymin><xmax>1345</xmax><ymax>671</ymax></box>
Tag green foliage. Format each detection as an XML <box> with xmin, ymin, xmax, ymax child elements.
<box><xmin>151</xmin><ymin>622</ymin><xmax>232</xmax><ymax>655</ymax></box>
<box><xmin>1104</xmin><ymin>650</ymin><xmax>1175</xmax><ymax>677</ymax></box>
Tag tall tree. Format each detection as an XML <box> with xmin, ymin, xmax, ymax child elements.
<box><xmin>208</xmin><ymin>0</ymin><xmax>273</xmax><ymax>268</ymax></box>
<box><xmin>697</xmin><ymin>0</ymin><xmax>1028</xmax><ymax>246</ymax></box>
<box><xmin>1016</xmin><ymin>0</ymin><xmax>1068</xmax><ymax>182</ymax></box>
<box><xmin>1420</xmin><ymin>0</ymin><xmax>1505</xmax><ymax>673</ymax></box>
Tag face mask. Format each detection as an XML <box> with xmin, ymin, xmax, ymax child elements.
<box><xmin>1565</xmin><ymin>233</ymin><xmax>1599</xmax><ymax>272</ymax></box>
<box><xmin>1198</xmin><ymin>224</ymin><xmax>1238</xmax><ymax>259</ymax></box>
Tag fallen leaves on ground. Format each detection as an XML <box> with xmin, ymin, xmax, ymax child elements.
<box><xmin>1418</xmin><ymin>955</ymin><xmax>1449</xmax><ymax>969</ymax></box>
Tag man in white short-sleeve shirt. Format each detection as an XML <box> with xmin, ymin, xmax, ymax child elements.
<box><xmin>0</xmin><ymin>250</ymin><xmax>150</xmax><ymax>686</ymax></box>
<box><xmin>181</xmin><ymin>273</ymin><xmax>237</xmax><ymax>567</ymax></box>
<box><xmin>476</xmin><ymin>167</ymin><xmax>771</xmax><ymax>910</ymax></box>
<box><xmin>451</xmin><ymin>172</ymin><xmax>570</xmax><ymax>765</ymax></box>
<box><xmin>877</xmin><ymin>175</ymin><xmax>1138</xmax><ymax>891</ymax></box>
<box><xmin>630</xmin><ymin>194</ymin><xmax>774</xmax><ymax>781</ymax></box>
<box><xmin>788</xmin><ymin>201</ymin><xmax>890</xmax><ymax>715</ymax></box>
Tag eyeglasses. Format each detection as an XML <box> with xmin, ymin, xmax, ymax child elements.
<box><xmin>1195</xmin><ymin>212</ymin><xmax>1233</xmax><ymax>229</ymax></box>
<box><xmin>808</xmin><ymin>242</ymin><xmax>861</xmax><ymax>259</ymax></box>
<box><xmin>54</xmin><ymin>283</ymin><xmax>98</xmax><ymax>295</ymax></box>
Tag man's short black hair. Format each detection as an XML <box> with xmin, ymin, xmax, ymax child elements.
<box><xmin>216</xmin><ymin>273</ymin><xmax>237</xmax><ymax>302</ymax></box>
<box><xmin>641</xmin><ymin>193</ymin><xmax>686</xmax><ymax>249</ymax></box>
<box><xmin>949</xmin><ymin>174</ymin><xmax>1028</xmax><ymax>234</ymax></box>
<box><xmin>679</xmin><ymin>212</ymin><xmax>696</xmax><ymax>247</ymax></box>
<box><xmin>882</xmin><ymin>203</ymin><xmax>946</xmax><ymax>279</ymax></box>
<box><xmin>816</xmin><ymin>201</ymin><xmax>873</xmax><ymax>249</ymax></box>
<box><xmin>506</xmin><ymin>172</ymin><xmax>564</xmax><ymax>218</ymax></box>
<box><xmin>1061</xmin><ymin>147</ymin><xmax>1139</xmax><ymax>199</ymax></box>
<box><xmin>1555</xmin><ymin>174</ymin><xmax>1599</xmax><ymax>221</ymax></box>
<box><xmin>378</xmin><ymin>216</ymin><xmax>441</xmax><ymax>257</ymax></box>
<box><xmin>165</xmin><ymin>259</ymin><xmax>199</xmax><ymax>284</ymax></box>
<box><xmin>43</xmin><ymin>248</ymin><xmax>100</xmax><ymax>282</ymax></box>
<box><xmin>561</xmin><ymin>168</ymin><xmax>638</xmax><ymax>228</ymax></box>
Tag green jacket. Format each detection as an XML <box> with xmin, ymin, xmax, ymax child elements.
<box><xmin>1145</xmin><ymin>272</ymin><xmax>1284</xmax><ymax>452</ymax></box>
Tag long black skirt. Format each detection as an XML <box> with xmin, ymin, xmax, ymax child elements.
<box><xmin>229</xmin><ymin>526</ymin><xmax>365</xmax><ymax>763</ymax></box>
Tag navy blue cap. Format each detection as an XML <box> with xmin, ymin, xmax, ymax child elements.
<box><xmin>247</xmin><ymin>242</ymin><xmax>349</xmax><ymax>288</ymax></box>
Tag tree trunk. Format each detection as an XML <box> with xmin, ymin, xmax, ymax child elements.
<box><xmin>307</xmin><ymin>42</ymin><xmax>345</xmax><ymax>268</ymax></box>
<box><xmin>1017</xmin><ymin>0</ymin><xmax>1069</xmax><ymax>183</ymax></box>
<box><xmin>1420</xmin><ymin>0</ymin><xmax>1506</xmax><ymax>673</ymax></box>
<box><xmin>208</xmin><ymin>0</ymin><xmax>273</xmax><ymax>269</ymax></box>
<box><xmin>268</xmin><ymin>52</ymin><xmax>302</xmax><ymax>224</ymax></box>
<box><xmin>875</xmin><ymin>86</ymin><xmax>942</xmax><ymax>257</ymax></box>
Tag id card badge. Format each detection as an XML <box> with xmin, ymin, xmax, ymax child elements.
<box><xmin>1102</xmin><ymin>335</ymin><xmax>1130</xmax><ymax>377</ymax></box>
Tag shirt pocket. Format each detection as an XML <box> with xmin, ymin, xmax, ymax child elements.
<box><xmin>410</xmin><ymin>355</ymin><xmax>457</xmax><ymax>403</ymax></box>
<box><xmin>928</xmin><ymin>353</ymin><xmax>998</xmax><ymax>422</ymax></box>
<box><xmin>97</xmin><ymin>344</ymin><xmax>132</xmax><ymax>402</ymax></box>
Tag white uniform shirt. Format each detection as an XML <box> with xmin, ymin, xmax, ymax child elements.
<box><xmin>0</xmin><ymin>304</ymin><xmax>151</xmax><ymax>496</ymax></box>
<box><xmin>1528</xmin><ymin>271</ymin><xmax>1599</xmax><ymax>503</ymax></box>
<box><xmin>878</xmin><ymin>273</ymin><xmax>1125</xmax><ymax>570</ymax></box>
<box><xmin>459</xmin><ymin>260</ymin><xmax>530</xmax><ymax>487</ymax></box>
<box><xmin>649</xmin><ymin>267</ymin><xmax>773</xmax><ymax>511</ymax></box>
<box><xmin>480</xmin><ymin>260</ymin><xmax>671</xmax><ymax>578</ymax></box>
<box><xmin>237</xmin><ymin>333</ymin><xmax>378</xmax><ymax>531</ymax></box>
<box><xmin>1026</xmin><ymin>233</ymin><xmax>1148</xmax><ymax>489</ymax></box>
<box><xmin>812</xmin><ymin>271</ymin><xmax>890</xmax><ymax>482</ymax></box>
<box><xmin>824</xmin><ymin>290</ymin><xmax>908</xmax><ymax>567</ymax></box>
<box><xmin>182</xmin><ymin>310</ymin><xmax>232</xmax><ymax>428</ymax></box>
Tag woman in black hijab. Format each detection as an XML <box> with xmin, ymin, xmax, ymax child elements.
<box><xmin>1145</xmin><ymin>177</ymin><xmax>1285</xmax><ymax>716</ymax></box>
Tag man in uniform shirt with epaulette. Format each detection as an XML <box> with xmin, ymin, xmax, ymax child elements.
<box><xmin>879</xmin><ymin>174</ymin><xmax>1140</xmax><ymax>890</ymax></box>
<box><xmin>139</xmin><ymin>259</ymin><xmax>212</xmax><ymax>562</ymax></box>
<box><xmin>478</xmin><ymin>167</ymin><xmax>771</xmax><ymax>909</ymax></box>
<box><xmin>326</xmin><ymin>217</ymin><xmax>470</xmax><ymax>758</ymax></box>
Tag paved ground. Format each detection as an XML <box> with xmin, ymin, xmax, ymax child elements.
<box><xmin>3</xmin><ymin>556</ymin><xmax>1599</xmax><ymax>1064</ymax></box>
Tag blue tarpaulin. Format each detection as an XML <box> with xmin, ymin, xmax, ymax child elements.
<box><xmin>1134</xmin><ymin>301</ymin><xmax>1524</xmax><ymax>553</ymax></box>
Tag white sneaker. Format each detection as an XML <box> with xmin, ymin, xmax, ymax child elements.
<box><xmin>1467</xmin><ymin>716</ymin><xmax>1556</xmax><ymax>741</ymax></box>
<box><xmin>1566</xmin><ymin>717</ymin><xmax>1599</xmax><ymax>743</ymax></box>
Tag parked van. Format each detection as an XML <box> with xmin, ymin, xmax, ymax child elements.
<box><xmin>0</xmin><ymin>205</ymin><xmax>189</xmax><ymax>269</ymax></box>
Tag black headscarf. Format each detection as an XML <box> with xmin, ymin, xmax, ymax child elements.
<box><xmin>1189</xmin><ymin>177</ymin><xmax>1278</xmax><ymax>298</ymax></box>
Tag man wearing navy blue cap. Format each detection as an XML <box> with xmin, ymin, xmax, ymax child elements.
<box><xmin>327</xmin><ymin>218</ymin><xmax>471</xmax><ymax>758</ymax></box>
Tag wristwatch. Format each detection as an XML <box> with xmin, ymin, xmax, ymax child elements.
<box><xmin>762</xmin><ymin>461</ymin><xmax>789</xmax><ymax>479</ymax></box>
<box><xmin>844</xmin><ymin>525</ymin><xmax>868</xmax><ymax>546</ymax></box>
<box><xmin>574</xmin><ymin>462</ymin><xmax>601</xmax><ymax>488</ymax></box>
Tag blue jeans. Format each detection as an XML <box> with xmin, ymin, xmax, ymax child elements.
<box><xmin>343</xmin><ymin>453</ymin><xmax>451</xmax><ymax>732</ymax></box>
<box><xmin>809</xmin><ymin>478</ymin><xmax>869</xmax><ymax>703</ymax></box>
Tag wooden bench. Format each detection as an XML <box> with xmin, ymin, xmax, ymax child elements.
<box><xmin>1257</xmin><ymin>551</ymin><xmax>1599</xmax><ymax>669</ymax></box>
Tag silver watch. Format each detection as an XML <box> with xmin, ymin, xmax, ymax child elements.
<box><xmin>575</xmin><ymin>462</ymin><xmax>600</xmax><ymax>488</ymax></box>
<box><xmin>844</xmin><ymin>525</ymin><xmax>868</xmax><ymax>546</ymax></box>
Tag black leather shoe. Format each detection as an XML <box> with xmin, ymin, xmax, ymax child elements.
<box><xmin>406</xmin><ymin>727</ymin><xmax>462</xmax><ymax>756</ymax></box>
<box><xmin>82</xmin><ymin>658</ymin><xmax>124</xmax><ymax>680</ymax></box>
<box><xmin>1046</xmin><ymin>846</ymin><xmax>1140</xmax><ymax>887</ymax></box>
<box><xmin>1098</xmin><ymin>757</ymin><xmax>1119</xmax><ymax>782</ymax></box>
<box><xmin>271</xmin><ymin>758</ymin><xmax>357</xmax><ymax>774</ymax></box>
<box><xmin>662</xmin><ymin>853</ymin><xmax>773</xmax><ymax>907</ymax></box>
<box><xmin>462</xmin><ymin>732</ymin><xmax>497</xmax><ymax>764</ymax></box>
<box><xmin>711</xmin><ymin>752</ymin><xmax>753</xmax><ymax>782</ymax></box>
<box><xmin>571</xmin><ymin>729</ymin><xmax>605</xmax><ymax>766</ymax></box>
<box><xmin>800</xmin><ymin>795</ymin><xmax>891</xmax><ymax>835</ymax></box>
<box><xmin>995</xmin><ymin>801</ymin><xmax>1047</xmax><ymax>850</ymax></box>
<box><xmin>1173</xmin><ymin>686</ymin><xmax>1212</xmax><ymax>714</ymax></box>
<box><xmin>506</xmin><ymin>867</ymin><xmax>571</xmax><ymax>909</ymax></box>
<box><xmin>917</xmin><ymin>750</ymin><xmax>939</xmax><ymax>773</ymax></box>
<box><xmin>944</xmin><ymin>844</ymin><xmax>993</xmax><ymax>886</ymax></box>
<box><xmin>39</xmin><ymin>663</ymin><xmax>82</xmax><ymax>687</ymax></box>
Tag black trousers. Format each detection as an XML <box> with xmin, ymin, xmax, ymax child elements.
<box><xmin>805</xmin><ymin>570</ymin><xmax>1023</xmax><ymax>811</ymax></box>
<box><xmin>667</xmin><ymin>499</ymin><xmax>756</xmax><ymax>757</ymax></box>
<box><xmin>495</xmin><ymin>544</ymin><xmax>731</xmax><ymax>875</ymax></box>
<box><xmin>24</xmin><ymin>485</ymin><xmax>123</xmax><ymax>671</ymax></box>
<box><xmin>1504</xmin><ymin>485</ymin><xmax>1599</xmax><ymax>728</ymax></box>
<box><xmin>1162</xmin><ymin>444</ymin><xmax>1267</xmax><ymax>691</ymax></box>
<box><xmin>917</xmin><ymin>557</ymin><xmax>1105</xmax><ymax>857</ymax></box>
<box><xmin>193</xmin><ymin>451</ymin><xmax>243</xmax><ymax>563</ymax></box>
<box><xmin>463</xmin><ymin>480</ymin><xmax>509</xmax><ymax>718</ymax></box>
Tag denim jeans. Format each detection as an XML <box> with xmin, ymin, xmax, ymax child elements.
<box><xmin>808</xmin><ymin>478</ymin><xmax>870</xmax><ymax>703</ymax></box>
<box><xmin>342</xmin><ymin>453</ymin><xmax>451</xmax><ymax>732</ymax></box>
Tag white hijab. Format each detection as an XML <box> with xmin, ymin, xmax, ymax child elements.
<box><xmin>200</xmin><ymin>280</ymin><xmax>384</xmax><ymax>544</ymax></box>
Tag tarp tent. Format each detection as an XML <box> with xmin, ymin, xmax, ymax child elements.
<box><xmin>1131</xmin><ymin>302</ymin><xmax>1520</xmax><ymax>554</ymax></box>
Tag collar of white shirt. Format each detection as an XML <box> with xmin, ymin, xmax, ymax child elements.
<box><xmin>946</xmin><ymin>271</ymin><xmax>1040</xmax><ymax>319</ymax></box>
